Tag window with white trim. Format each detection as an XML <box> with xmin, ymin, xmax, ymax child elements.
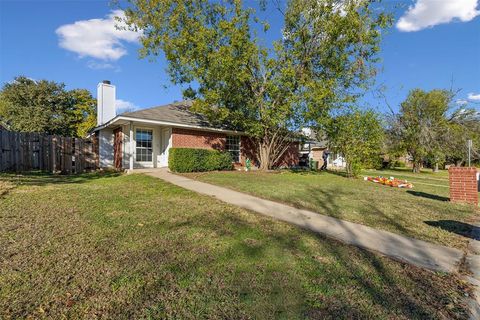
<box><xmin>135</xmin><ymin>129</ymin><xmax>153</xmax><ymax>162</ymax></box>
<box><xmin>226</xmin><ymin>135</ymin><xmax>240</xmax><ymax>162</ymax></box>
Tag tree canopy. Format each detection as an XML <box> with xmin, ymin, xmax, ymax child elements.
<box><xmin>389</xmin><ymin>88</ymin><xmax>480</xmax><ymax>172</ymax></box>
<box><xmin>122</xmin><ymin>0</ymin><xmax>392</xmax><ymax>170</ymax></box>
<box><xmin>0</xmin><ymin>76</ymin><xmax>97</xmax><ymax>137</ymax></box>
<box><xmin>327</xmin><ymin>109</ymin><xmax>384</xmax><ymax>176</ymax></box>
<box><xmin>446</xmin><ymin>108</ymin><xmax>480</xmax><ymax>166</ymax></box>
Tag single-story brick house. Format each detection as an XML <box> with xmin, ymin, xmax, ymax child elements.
<box><xmin>92</xmin><ymin>81</ymin><xmax>299</xmax><ymax>170</ymax></box>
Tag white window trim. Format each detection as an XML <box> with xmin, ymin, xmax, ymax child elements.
<box><xmin>135</xmin><ymin>127</ymin><xmax>154</xmax><ymax>163</ymax></box>
<box><xmin>226</xmin><ymin>135</ymin><xmax>241</xmax><ymax>163</ymax></box>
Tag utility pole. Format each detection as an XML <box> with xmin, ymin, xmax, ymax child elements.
<box><xmin>467</xmin><ymin>139</ymin><xmax>472</xmax><ymax>167</ymax></box>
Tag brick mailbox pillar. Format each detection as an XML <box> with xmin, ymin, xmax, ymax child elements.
<box><xmin>448</xmin><ymin>167</ymin><xmax>479</xmax><ymax>206</ymax></box>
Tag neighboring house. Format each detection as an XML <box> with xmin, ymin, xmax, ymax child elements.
<box><xmin>329</xmin><ymin>153</ymin><xmax>347</xmax><ymax>168</ymax></box>
<box><xmin>299</xmin><ymin>128</ymin><xmax>346</xmax><ymax>169</ymax></box>
<box><xmin>92</xmin><ymin>81</ymin><xmax>299</xmax><ymax>170</ymax></box>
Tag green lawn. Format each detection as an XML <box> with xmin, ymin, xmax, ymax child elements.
<box><xmin>0</xmin><ymin>172</ymin><xmax>472</xmax><ymax>319</ymax></box>
<box><xmin>186</xmin><ymin>168</ymin><xmax>479</xmax><ymax>250</ymax></box>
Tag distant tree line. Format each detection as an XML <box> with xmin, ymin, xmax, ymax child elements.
<box><xmin>0</xmin><ymin>76</ymin><xmax>96</xmax><ymax>138</ymax></box>
<box><xmin>323</xmin><ymin>88</ymin><xmax>480</xmax><ymax>176</ymax></box>
<box><xmin>387</xmin><ymin>88</ymin><xmax>480</xmax><ymax>172</ymax></box>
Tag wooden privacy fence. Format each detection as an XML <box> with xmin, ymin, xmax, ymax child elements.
<box><xmin>0</xmin><ymin>129</ymin><xmax>98</xmax><ymax>174</ymax></box>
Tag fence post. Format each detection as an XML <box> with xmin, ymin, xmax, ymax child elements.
<box><xmin>7</xmin><ymin>130</ymin><xmax>12</xmax><ymax>171</ymax></box>
<box><xmin>45</xmin><ymin>135</ymin><xmax>50</xmax><ymax>172</ymax></box>
<box><xmin>64</xmin><ymin>137</ymin><xmax>71</xmax><ymax>174</ymax></box>
<box><xmin>22</xmin><ymin>133</ymin><xmax>28</xmax><ymax>171</ymax></box>
<box><xmin>52</xmin><ymin>136</ymin><xmax>57</xmax><ymax>173</ymax></box>
<box><xmin>79</xmin><ymin>138</ymin><xmax>83</xmax><ymax>173</ymax></box>
<box><xmin>37</xmin><ymin>133</ymin><xmax>42</xmax><ymax>170</ymax></box>
<box><xmin>13</xmin><ymin>132</ymin><xmax>18</xmax><ymax>172</ymax></box>
<box><xmin>10</xmin><ymin>131</ymin><xmax>15</xmax><ymax>171</ymax></box>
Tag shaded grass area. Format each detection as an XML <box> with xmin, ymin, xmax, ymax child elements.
<box><xmin>187</xmin><ymin>169</ymin><xmax>479</xmax><ymax>250</ymax></box>
<box><xmin>0</xmin><ymin>172</ymin><xmax>472</xmax><ymax>319</ymax></box>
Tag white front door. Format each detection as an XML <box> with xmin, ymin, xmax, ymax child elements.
<box><xmin>158</xmin><ymin>127</ymin><xmax>172</xmax><ymax>167</ymax></box>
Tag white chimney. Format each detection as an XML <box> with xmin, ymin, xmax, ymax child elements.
<box><xmin>97</xmin><ymin>80</ymin><xmax>116</xmax><ymax>126</ymax></box>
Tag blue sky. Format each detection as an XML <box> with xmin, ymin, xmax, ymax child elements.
<box><xmin>1</xmin><ymin>0</ymin><xmax>479</xmax><ymax>114</ymax></box>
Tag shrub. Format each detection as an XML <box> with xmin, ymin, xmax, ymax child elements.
<box><xmin>169</xmin><ymin>148</ymin><xmax>233</xmax><ymax>173</ymax></box>
<box><xmin>384</xmin><ymin>160</ymin><xmax>407</xmax><ymax>169</ymax></box>
<box><xmin>395</xmin><ymin>161</ymin><xmax>407</xmax><ymax>168</ymax></box>
<box><xmin>389</xmin><ymin>160</ymin><xmax>407</xmax><ymax>168</ymax></box>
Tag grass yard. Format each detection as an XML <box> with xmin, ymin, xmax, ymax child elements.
<box><xmin>0</xmin><ymin>172</ymin><xmax>473</xmax><ymax>319</ymax></box>
<box><xmin>186</xmin><ymin>168</ymin><xmax>479</xmax><ymax>250</ymax></box>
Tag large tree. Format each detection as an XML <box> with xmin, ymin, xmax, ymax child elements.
<box><xmin>122</xmin><ymin>0</ymin><xmax>392</xmax><ymax>170</ymax></box>
<box><xmin>446</xmin><ymin>108</ymin><xmax>480</xmax><ymax>166</ymax></box>
<box><xmin>70</xmin><ymin>89</ymin><xmax>97</xmax><ymax>138</ymax></box>
<box><xmin>0</xmin><ymin>76</ymin><xmax>96</xmax><ymax>137</ymax></box>
<box><xmin>394</xmin><ymin>89</ymin><xmax>450</xmax><ymax>173</ymax></box>
<box><xmin>391</xmin><ymin>89</ymin><xmax>480</xmax><ymax>172</ymax></box>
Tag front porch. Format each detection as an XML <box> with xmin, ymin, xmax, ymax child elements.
<box><xmin>100</xmin><ymin>120</ymin><xmax>172</xmax><ymax>171</ymax></box>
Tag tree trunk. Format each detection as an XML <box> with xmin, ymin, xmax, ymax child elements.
<box><xmin>257</xmin><ymin>142</ymin><xmax>271</xmax><ymax>171</ymax></box>
<box><xmin>254</xmin><ymin>131</ymin><xmax>292</xmax><ymax>171</ymax></box>
<box><xmin>346</xmin><ymin>163</ymin><xmax>353</xmax><ymax>177</ymax></box>
<box><xmin>433</xmin><ymin>162</ymin><xmax>439</xmax><ymax>173</ymax></box>
<box><xmin>412</xmin><ymin>161</ymin><xmax>421</xmax><ymax>173</ymax></box>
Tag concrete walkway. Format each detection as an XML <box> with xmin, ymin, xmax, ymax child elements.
<box><xmin>138</xmin><ymin>168</ymin><xmax>464</xmax><ymax>273</ymax></box>
<box><xmin>465</xmin><ymin>225</ymin><xmax>480</xmax><ymax>319</ymax></box>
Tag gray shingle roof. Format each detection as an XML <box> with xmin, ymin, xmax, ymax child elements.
<box><xmin>121</xmin><ymin>100</ymin><xmax>229</xmax><ymax>130</ymax></box>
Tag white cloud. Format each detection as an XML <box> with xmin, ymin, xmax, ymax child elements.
<box><xmin>468</xmin><ymin>92</ymin><xmax>480</xmax><ymax>101</ymax></box>
<box><xmin>456</xmin><ymin>99</ymin><xmax>468</xmax><ymax>105</ymax></box>
<box><xmin>87</xmin><ymin>60</ymin><xmax>115</xmax><ymax>70</ymax></box>
<box><xmin>116</xmin><ymin>99</ymin><xmax>139</xmax><ymax>113</ymax></box>
<box><xmin>396</xmin><ymin>0</ymin><xmax>480</xmax><ymax>32</ymax></box>
<box><xmin>56</xmin><ymin>10</ymin><xmax>140</xmax><ymax>61</ymax></box>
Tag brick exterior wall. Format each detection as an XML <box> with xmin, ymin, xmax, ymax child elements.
<box><xmin>275</xmin><ymin>142</ymin><xmax>299</xmax><ymax>167</ymax></box>
<box><xmin>449</xmin><ymin>167</ymin><xmax>479</xmax><ymax>206</ymax></box>
<box><xmin>239</xmin><ymin>136</ymin><xmax>299</xmax><ymax>167</ymax></box>
<box><xmin>240</xmin><ymin>136</ymin><xmax>257</xmax><ymax>166</ymax></box>
<box><xmin>171</xmin><ymin>128</ymin><xmax>226</xmax><ymax>150</ymax></box>
<box><xmin>311</xmin><ymin>148</ymin><xmax>327</xmax><ymax>168</ymax></box>
<box><xmin>171</xmin><ymin>128</ymin><xmax>299</xmax><ymax>168</ymax></box>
